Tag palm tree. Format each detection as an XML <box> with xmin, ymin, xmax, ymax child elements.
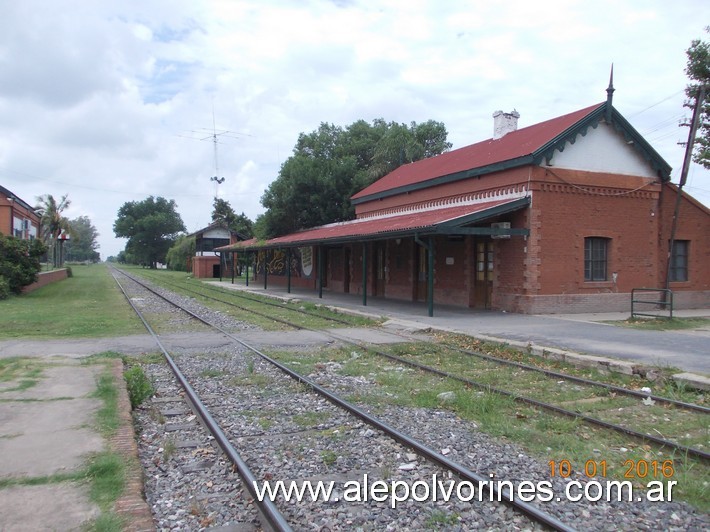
<box><xmin>35</xmin><ymin>194</ymin><xmax>71</xmax><ymax>267</ymax></box>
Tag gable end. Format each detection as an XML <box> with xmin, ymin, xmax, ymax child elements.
<box><xmin>533</xmin><ymin>104</ymin><xmax>671</xmax><ymax>181</ymax></box>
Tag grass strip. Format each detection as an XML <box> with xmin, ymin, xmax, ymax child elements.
<box><xmin>126</xmin><ymin>265</ymin><xmax>379</xmax><ymax>330</ymax></box>
<box><xmin>0</xmin><ymin>263</ymin><xmax>144</xmax><ymax>339</ymax></box>
<box><xmin>268</xmin><ymin>344</ymin><xmax>709</xmax><ymax>511</ymax></box>
<box><xmin>605</xmin><ymin>317</ymin><xmax>710</xmax><ymax>330</ymax></box>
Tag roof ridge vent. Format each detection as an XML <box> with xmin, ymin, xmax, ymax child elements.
<box><xmin>493</xmin><ymin>110</ymin><xmax>520</xmax><ymax>139</ymax></box>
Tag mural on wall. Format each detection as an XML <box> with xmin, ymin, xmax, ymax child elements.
<box><xmin>300</xmin><ymin>247</ymin><xmax>313</xmax><ymax>277</ymax></box>
<box><xmin>254</xmin><ymin>247</ymin><xmax>313</xmax><ymax>278</ymax></box>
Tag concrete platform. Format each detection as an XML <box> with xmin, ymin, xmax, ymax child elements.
<box><xmin>0</xmin><ymin>483</ymin><xmax>99</xmax><ymax>532</ymax></box>
<box><xmin>0</xmin><ymin>357</ymin><xmax>153</xmax><ymax>531</ymax></box>
<box><xmin>0</xmin><ymin>359</ymin><xmax>105</xmax><ymax>530</ymax></box>
<box><xmin>209</xmin><ymin>280</ymin><xmax>710</xmax><ymax>382</ymax></box>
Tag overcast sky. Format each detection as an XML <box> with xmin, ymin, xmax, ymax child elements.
<box><xmin>1</xmin><ymin>0</ymin><xmax>708</xmax><ymax>259</ymax></box>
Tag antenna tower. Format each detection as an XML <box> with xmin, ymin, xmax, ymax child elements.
<box><xmin>177</xmin><ymin>104</ymin><xmax>252</xmax><ymax>198</ymax></box>
<box><xmin>209</xmin><ymin>105</ymin><xmax>225</xmax><ymax>197</ymax></box>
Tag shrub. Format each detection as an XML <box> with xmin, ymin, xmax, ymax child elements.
<box><xmin>0</xmin><ymin>275</ymin><xmax>9</xmax><ymax>300</ymax></box>
<box><xmin>165</xmin><ymin>235</ymin><xmax>195</xmax><ymax>272</ymax></box>
<box><xmin>123</xmin><ymin>365</ymin><xmax>154</xmax><ymax>409</ymax></box>
<box><xmin>0</xmin><ymin>235</ymin><xmax>46</xmax><ymax>294</ymax></box>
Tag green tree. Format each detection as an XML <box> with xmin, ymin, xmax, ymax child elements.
<box><xmin>257</xmin><ymin>118</ymin><xmax>451</xmax><ymax>238</ymax></box>
<box><xmin>0</xmin><ymin>234</ymin><xmax>46</xmax><ymax>297</ymax></box>
<box><xmin>211</xmin><ymin>197</ymin><xmax>254</xmax><ymax>237</ymax></box>
<box><xmin>685</xmin><ymin>27</ymin><xmax>710</xmax><ymax>169</ymax></box>
<box><xmin>113</xmin><ymin>196</ymin><xmax>186</xmax><ymax>269</ymax></box>
<box><xmin>165</xmin><ymin>234</ymin><xmax>195</xmax><ymax>271</ymax></box>
<box><xmin>115</xmin><ymin>251</ymin><xmax>130</xmax><ymax>264</ymax></box>
<box><xmin>369</xmin><ymin>120</ymin><xmax>450</xmax><ymax>180</ymax></box>
<box><xmin>64</xmin><ymin>216</ymin><xmax>100</xmax><ymax>262</ymax></box>
<box><xmin>232</xmin><ymin>212</ymin><xmax>254</xmax><ymax>238</ymax></box>
<box><xmin>212</xmin><ymin>197</ymin><xmax>237</xmax><ymax>227</ymax></box>
<box><xmin>35</xmin><ymin>193</ymin><xmax>71</xmax><ymax>267</ymax></box>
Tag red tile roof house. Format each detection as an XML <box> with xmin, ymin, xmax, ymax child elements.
<box><xmin>218</xmin><ymin>91</ymin><xmax>710</xmax><ymax>315</ymax></box>
<box><xmin>0</xmin><ymin>185</ymin><xmax>41</xmax><ymax>241</ymax></box>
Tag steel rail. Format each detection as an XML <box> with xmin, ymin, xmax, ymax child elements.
<box><xmin>335</xmin><ymin>340</ymin><xmax>710</xmax><ymax>463</ymax></box>
<box><xmin>132</xmin><ymin>271</ymin><xmax>349</xmax><ymax>329</ymax></box>
<box><xmin>147</xmin><ymin>272</ymin><xmax>355</xmax><ymax>326</ymax></box>
<box><xmin>118</xmin><ymin>268</ymin><xmax>710</xmax><ymax>463</ymax></box>
<box><xmin>112</xmin><ymin>271</ymin><xmax>293</xmax><ymax>532</ymax></box>
<box><xmin>133</xmin><ymin>269</ymin><xmax>708</xmax><ymax>414</ymax></box>
<box><xmin>450</xmin><ymin>345</ymin><xmax>710</xmax><ymax>415</ymax></box>
<box><xmin>113</xmin><ymin>267</ymin><xmax>576</xmax><ymax>532</ymax></box>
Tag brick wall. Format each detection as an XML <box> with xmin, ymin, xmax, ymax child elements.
<box><xmin>22</xmin><ymin>269</ymin><xmax>68</xmax><ymax>293</ymax></box>
<box><xmin>531</xmin><ymin>170</ymin><xmax>661</xmax><ymax>296</ymax></box>
<box><xmin>385</xmin><ymin>239</ymin><xmax>414</xmax><ymax>301</ymax></box>
<box><xmin>658</xmin><ymin>183</ymin><xmax>710</xmax><ymax>291</ymax></box>
<box><xmin>192</xmin><ymin>256</ymin><xmax>219</xmax><ymax>278</ymax></box>
<box><xmin>432</xmin><ymin>236</ymin><xmax>469</xmax><ymax>306</ymax></box>
<box><xmin>503</xmin><ymin>290</ymin><xmax>710</xmax><ymax>314</ymax></box>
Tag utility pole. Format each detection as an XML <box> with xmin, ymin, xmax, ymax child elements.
<box><xmin>665</xmin><ymin>85</ymin><xmax>706</xmax><ymax>290</ymax></box>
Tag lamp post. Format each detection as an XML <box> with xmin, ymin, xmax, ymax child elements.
<box><xmin>57</xmin><ymin>230</ymin><xmax>70</xmax><ymax>267</ymax></box>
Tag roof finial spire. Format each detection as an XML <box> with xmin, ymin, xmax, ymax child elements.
<box><xmin>605</xmin><ymin>64</ymin><xmax>615</xmax><ymax>123</ymax></box>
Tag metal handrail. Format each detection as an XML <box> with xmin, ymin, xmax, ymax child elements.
<box><xmin>631</xmin><ymin>288</ymin><xmax>673</xmax><ymax>319</ymax></box>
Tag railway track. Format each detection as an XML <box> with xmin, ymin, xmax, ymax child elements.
<box><xmin>114</xmin><ymin>267</ymin><xmax>709</xmax><ymax>529</ymax></box>
<box><xmin>126</xmin><ymin>268</ymin><xmax>710</xmax><ymax>462</ymax></box>
<box><xmin>114</xmin><ymin>268</ymin><xmax>580</xmax><ymax>530</ymax></box>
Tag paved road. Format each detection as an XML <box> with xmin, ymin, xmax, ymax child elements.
<box><xmin>209</xmin><ymin>281</ymin><xmax>710</xmax><ymax>376</ymax></box>
<box><xmin>412</xmin><ymin>309</ymin><xmax>710</xmax><ymax>374</ymax></box>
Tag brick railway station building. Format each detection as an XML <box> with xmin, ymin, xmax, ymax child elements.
<box><xmin>217</xmin><ymin>89</ymin><xmax>710</xmax><ymax>315</ymax></box>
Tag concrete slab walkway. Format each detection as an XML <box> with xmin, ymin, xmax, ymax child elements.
<box><xmin>0</xmin><ymin>356</ymin><xmax>153</xmax><ymax>531</ymax></box>
<box><xmin>0</xmin><ymin>358</ymin><xmax>103</xmax><ymax>531</ymax></box>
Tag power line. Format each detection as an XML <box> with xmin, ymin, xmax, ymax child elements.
<box><xmin>628</xmin><ymin>90</ymin><xmax>684</xmax><ymax>118</ymax></box>
<box><xmin>0</xmin><ymin>167</ymin><xmax>254</xmax><ymax>198</ymax></box>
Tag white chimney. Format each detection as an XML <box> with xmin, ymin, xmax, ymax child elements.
<box><xmin>493</xmin><ymin>110</ymin><xmax>520</xmax><ymax>139</ymax></box>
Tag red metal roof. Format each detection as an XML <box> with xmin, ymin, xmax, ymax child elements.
<box><xmin>352</xmin><ymin>103</ymin><xmax>603</xmax><ymax>201</ymax></box>
<box><xmin>218</xmin><ymin>198</ymin><xmax>523</xmax><ymax>251</ymax></box>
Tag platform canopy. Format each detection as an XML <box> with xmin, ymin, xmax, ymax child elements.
<box><xmin>217</xmin><ymin>195</ymin><xmax>529</xmax><ymax>253</ymax></box>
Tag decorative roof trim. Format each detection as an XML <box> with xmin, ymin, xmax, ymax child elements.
<box><xmin>532</xmin><ymin>105</ymin><xmax>672</xmax><ymax>181</ymax></box>
<box><xmin>358</xmin><ymin>185</ymin><xmax>529</xmax><ymax>220</ymax></box>
<box><xmin>436</xmin><ymin>196</ymin><xmax>530</xmax><ymax>229</ymax></box>
<box><xmin>351</xmin><ymin>155</ymin><xmax>533</xmax><ymax>205</ymax></box>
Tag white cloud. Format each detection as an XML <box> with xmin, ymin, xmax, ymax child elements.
<box><xmin>0</xmin><ymin>0</ymin><xmax>708</xmax><ymax>258</ymax></box>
